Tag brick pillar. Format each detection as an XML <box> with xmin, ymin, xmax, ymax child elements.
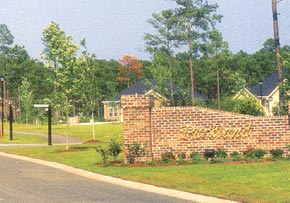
<box><xmin>121</xmin><ymin>94</ymin><xmax>153</xmax><ymax>162</ymax></box>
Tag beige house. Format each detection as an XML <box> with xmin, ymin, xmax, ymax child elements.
<box><xmin>102</xmin><ymin>80</ymin><xmax>167</xmax><ymax>122</ymax></box>
<box><xmin>102</xmin><ymin>101</ymin><xmax>122</xmax><ymax>122</ymax></box>
<box><xmin>103</xmin><ymin>79</ymin><xmax>209</xmax><ymax>122</ymax></box>
<box><xmin>234</xmin><ymin>70</ymin><xmax>281</xmax><ymax>116</ymax></box>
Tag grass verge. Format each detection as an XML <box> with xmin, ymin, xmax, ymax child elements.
<box><xmin>0</xmin><ymin>133</ymin><xmax>48</xmax><ymax>144</ymax></box>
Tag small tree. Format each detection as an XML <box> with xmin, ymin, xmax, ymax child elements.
<box><xmin>21</xmin><ymin>78</ymin><xmax>33</xmax><ymax>124</ymax></box>
<box><xmin>234</xmin><ymin>97</ymin><xmax>265</xmax><ymax>116</ymax></box>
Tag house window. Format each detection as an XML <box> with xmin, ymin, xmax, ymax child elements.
<box><xmin>109</xmin><ymin>106</ymin><xmax>117</xmax><ymax>117</ymax></box>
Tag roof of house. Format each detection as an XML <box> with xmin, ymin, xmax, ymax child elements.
<box><xmin>249</xmin><ymin>70</ymin><xmax>281</xmax><ymax>97</ymax></box>
<box><xmin>120</xmin><ymin>79</ymin><xmax>208</xmax><ymax>100</ymax></box>
<box><xmin>120</xmin><ymin>79</ymin><xmax>166</xmax><ymax>95</ymax></box>
<box><xmin>107</xmin><ymin>79</ymin><xmax>208</xmax><ymax>101</ymax></box>
<box><xmin>117</xmin><ymin>79</ymin><xmax>178</xmax><ymax>101</ymax></box>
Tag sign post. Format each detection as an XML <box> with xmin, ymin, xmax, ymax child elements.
<box><xmin>9</xmin><ymin>103</ymin><xmax>13</xmax><ymax>141</ymax></box>
<box><xmin>34</xmin><ymin>104</ymin><xmax>52</xmax><ymax>145</ymax></box>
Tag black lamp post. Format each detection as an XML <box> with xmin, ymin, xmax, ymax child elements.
<box><xmin>0</xmin><ymin>77</ymin><xmax>4</xmax><ymax>137</ymax></box>
<box><xmin>9</xmin><ymin>103</ymin><xmax>13</xmax><ymax>141</ymax></box>
<box><xmin>259</xmin><ymin>81</ymin><xmax>263</xmax><ymax>104</ymax></box>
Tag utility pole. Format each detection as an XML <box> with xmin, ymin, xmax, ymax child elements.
<box><xmin>272</xmin><ymin>0</ymin><xmax>284</xmax><ymax>112</ymax></box>
<box><xmin>187</xmin><ymin>0</ymin><xmax>195</xmax><ymax>104</ymax></box>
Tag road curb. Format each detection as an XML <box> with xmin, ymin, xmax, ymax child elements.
<box><xmin>0</xmin><ymin>152</ymin><xmax>240</xmax><ymax>203</ymax></box>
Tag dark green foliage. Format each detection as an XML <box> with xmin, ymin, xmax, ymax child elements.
<box><xmin>215</xmin><ymin>148</ymin><xmax>227</xmax><ymax>159</ymax></box>
<box><xmin>230</xmin><ymin>151</ymin><xmax>242</xmax><ymax>161</ymax></box>
<box><xmin>161</xmin><ymin>151</ymin><xmax>175</xmax><ymax>164</ymax></box>
<box><xmin>234</xmin><ymin>97</ymin><xmax>265</xmax><ymax>116</ymax></box>
<box><xmin>176</xmin><ymin>152</ymin><xmax>187</xmax><ymax>164</ymax></box>
<box><xmin>177</xmin><ymin>152</ymin><xmax>186</xmax><ymax>160</ymax></box>
<box><xmin>108</xmin><ymin>137</ymin><xmax>122</xmax><ymax>161</ymax></box>
<box><xmin>96</xmin><ymin>138</ymin><xmax>122</xmax><ymax>165</ymax></box>
<box><xmin>190</xmin><ymin>152</ymin><xmax>203</xmax><ymax>164</ymax></box>
<box><xmin>243</xmin><ymin>148</ymin><xmax>265</xmax><ymax>160</ymax></box>
<box><xmin>126</xmin><ymin>142</ymin><xmax>146</xmax><ymax>164</ymax></box>
<box><xmin>252</xmin><ymin>149</ymin><xmax>266</xmax><ymax>159</ymax></box>
<box><xmin>96</xmin><ymin>146</ymin><xmax>110</xmax><ymax>165</ymax></box>
<box><xmin>270</xmin><ymin>149</ymin><xmax>283</xmax><ymax>159</ymax></box>
<box><xmin>243</xmin><ymin>148</ymin><xmax>254</xmax><ymax>159</ymax></box>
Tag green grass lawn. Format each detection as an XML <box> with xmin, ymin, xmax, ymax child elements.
<box><xmin>1</xmin><ymin>122</ymin><xmax>290</xmax><ymax>203</ymax></box>
<box><xmin>3</xmin><ymin>122</ymin><xmax>123</xmax><ymax>142</ymax></box>
<box><xmin>0</xmin><ymin>133</ymin><xmax>48</xmax><ymax>144</ymax></box>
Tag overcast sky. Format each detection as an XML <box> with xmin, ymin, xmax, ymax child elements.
<box><xmin>0</xmin><ymin>0</ymin><xmax>289</xmax><ymax>61</ymax></box>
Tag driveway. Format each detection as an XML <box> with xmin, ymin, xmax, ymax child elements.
<box><xmin>0</xmin><ymin>152</ymin><xmax>238</xmax><ymax>203</ymax></box>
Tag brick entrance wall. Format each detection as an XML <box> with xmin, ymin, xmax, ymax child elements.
<box><xmin>122</xmin><ymin>95</ymin><xmax>290</xmax><ymax>161</ymax></box>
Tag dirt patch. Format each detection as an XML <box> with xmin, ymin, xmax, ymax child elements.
<box><xmin>54</xmin><ymin>145</ymin><xmax>91</xmax><ymax>153</ymax></box>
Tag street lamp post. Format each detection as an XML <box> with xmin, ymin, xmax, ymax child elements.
<box><xmin>34</xmin><ymin>104</ymin><xmax>52</xmax><ymax>145</ymax></box>
<box><xmin>0</xmin><ymin>77</ymin><xmax>4</xmax><ymax>137</ymax></box>
<box><xmin>9</xmin><ymin>103</ymin><xmax>13</xmax><ymax>141</ymax></box>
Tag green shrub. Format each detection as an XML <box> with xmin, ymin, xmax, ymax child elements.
<box><xmin>190</xmin><ymin>152</ymin><xmax>203</xmax><ymax>164</ymax></box>
<box><xmin>176</xmin><ymin>153</ymin><xmax>187</xmax><ymax>164</ymax></box>
<box><xmin>230</xmin><ymin>151</ymin><xmax>242</xmax><ymax>161</ymax></box>
<box><xmin>243</xmin><ymin>148</ymin><xmax>254</xmax><ymax>158</ymax></box>
<box><xmin>96</xmin><ymin>146</ymin><xmax>110</xmax><ymax>165</ymax></box>
<box><xmin>126</xmin><ymin>142</ymin><xmax>146</xmax><ymax>164</ymax></box>
<box><xmin>243</xmin><ymin>148</ymin><xmax>266</xmax><ymax>160</ymax></box>
<box><xmin>215</xmin><ymin>148</ymin><xmax>227</xmax><ymax>159</ymax></box>
<box><xmin>177</xmin><ymin>152</ymin><xmax>186</xmax><ymax>160</ymax></box>
<box><xmin>270</xmin><ymin>149</ymin><xmax>283</xmax><ymax>159</ymax></box>
<box><xmin>161</xmin><ymin>152</ymin><xmax>175</xmax><ymax>164</ymax></box>
<box><xmin>96</xmin><ymin>138</ymin><xmax>122</xmax><ymax>165</ymax></box>
<box><xmin>252</xmin><ymin>149</ymin><xmax>266</xmax><ymax>159</ymax></box>
<box><xmin>108</xmin><ymin>137</ymin><xmax>122</xmax><ymax>161</ymax></box>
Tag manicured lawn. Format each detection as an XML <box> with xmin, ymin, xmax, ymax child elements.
<box><xmin>0</xmin><ymin>133</ymin><xmax>48</xmax><ymax>144</ymax></box>
<box><xmin>1</xmin><ymin>122</ymin><xmax>290</xmax><ymax>203</ymax></box>
<box><xmin>3</xmin><ymin>122</ymin><xmax>123</xmax><ymax>142</ymax></box>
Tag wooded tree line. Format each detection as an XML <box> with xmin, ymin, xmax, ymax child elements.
<box><xmin>0</xmin><ymin>0</ymin><xmax>289</xmax><ymax>123</ymax></box>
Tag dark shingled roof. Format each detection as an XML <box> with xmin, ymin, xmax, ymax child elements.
<box><xmin>249</xmin><ymin>69</ymin><xmax>283</xmax><ymax>96</ymax></box>
<box><xmin>120</xmin><ymin>79</ymin><xmax>160</xmax><ymax>95</ymax></box>
<box><xmin>118</xmin><ymin>79</ymin><xmax>207</xmax><ymax>101</ymax></box>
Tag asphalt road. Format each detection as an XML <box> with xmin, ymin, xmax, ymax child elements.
<box><xmin>0</xmin><ymin>155</ymin><xmax>193</xmax><ymax>203</ymax></box>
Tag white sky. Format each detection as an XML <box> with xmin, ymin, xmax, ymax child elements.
<box><xmin>0</xmin><ymin>0</ymin><xmax>289</xmax><ymax>60</ymax></box>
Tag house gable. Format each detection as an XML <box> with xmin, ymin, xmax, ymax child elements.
<box><xmin>234</xmin><ymin>69</ymin><xmax>285</xmax><ymax>116</ymax></box>
<box><xmin>249</xmin><ymin>70</ymin><xmax>280</xmax><ymax>97</ymax></box>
